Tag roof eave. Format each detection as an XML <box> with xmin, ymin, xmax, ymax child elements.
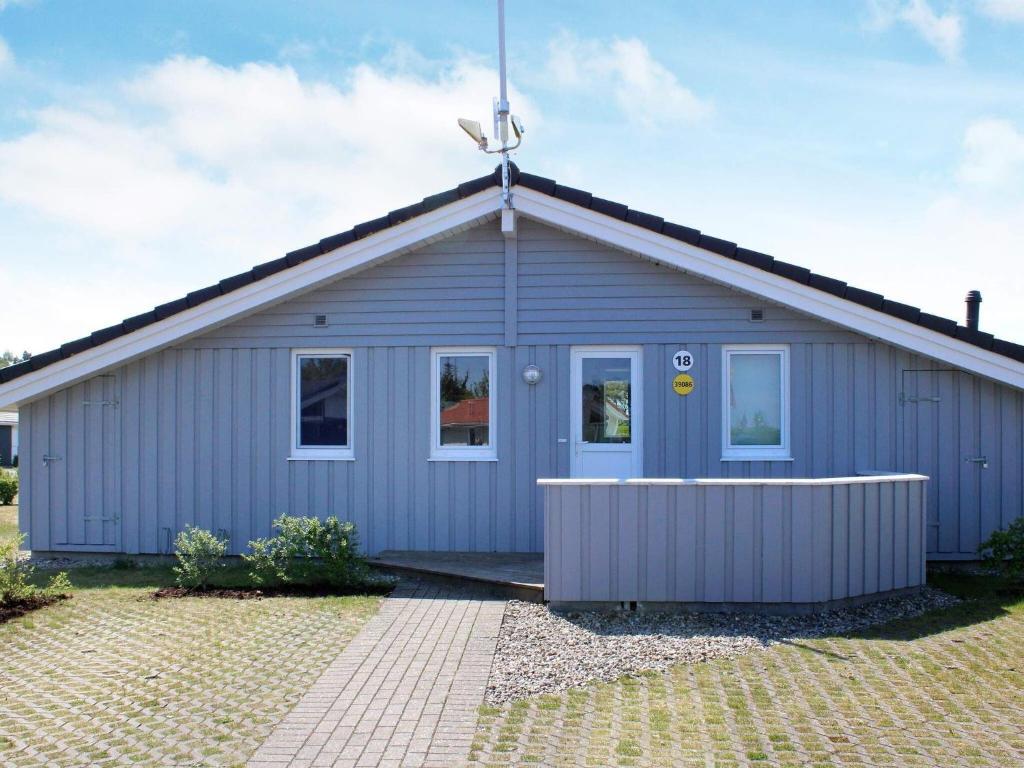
<box><xmin>513</xmin><ymin>186</ymin><xmax>1024</xmax><ymax>390</ymax></box>
<box><xmin>4</xmin><ymin>167</ymin><xmax>1024</xmax><ymax>406</ymax></box>
<box><xmin>0</xmin><ymin>188</ymin><xmax>503</xmax><ymax>409</ymax></box>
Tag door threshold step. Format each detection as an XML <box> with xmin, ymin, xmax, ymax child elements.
<box><xmin>369</xmin><ymin>551</ymin><xmax>544</xmax><ymax>602</ymax></box>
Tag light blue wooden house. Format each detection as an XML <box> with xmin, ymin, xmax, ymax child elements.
<box><xmin>1</xmin><ymin>166</ymin><xmax>1022</xmax><ymax>607</ymax></box>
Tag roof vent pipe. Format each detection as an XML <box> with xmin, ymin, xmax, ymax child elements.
<box><xmin>965</xmin><ymin>290</ymin><xmax>982</xmax><ymax>331</ymax></box>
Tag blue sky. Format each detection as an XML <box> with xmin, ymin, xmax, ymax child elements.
<box><xmin>1</xmin><ymin>0</ymin><xmax>1023</xmax><ymax>352</ymax></box>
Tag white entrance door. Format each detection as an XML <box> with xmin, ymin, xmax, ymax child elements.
<box><xmin>570</xmin><ymin>347</ymin><xmax>642</xmax><ymax>479</ymax></box>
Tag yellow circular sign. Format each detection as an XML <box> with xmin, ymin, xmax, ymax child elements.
<box><xmin>672</xmin><ymin>373</ymin><xmax>695</xmax><ymax>396</ymax></box>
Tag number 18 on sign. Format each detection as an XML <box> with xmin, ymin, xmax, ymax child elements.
<box><xmin>672</xmin><ymin>350</ymin><xmax>693</xmax><ymax>371</ymax></box>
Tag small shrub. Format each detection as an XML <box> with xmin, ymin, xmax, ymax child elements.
<box><xmin>244</xmin><ymin>515</ymin><xmax>368</xmax><ymax>588</ymax></box>
<box><xmin>979</xmin><ymin>517</ymin><xmax>1024</xmax><ymax>581</ymax></box>
<box><xmin>41</xmin><ymin>570</ymin><xmax>72</xmax><ymax>597</ymax></box>
<box><xmin>0</xmin><ymin>534</ymin><xmax>34</xmax><ymax>604</ymax></box>
<box><xmin>0</xmin><ymin>534</ymin><xmax>70</xmax><ymax>604</ymax></box>
<box><xmin>243</xmin><ymin>537</ymin><xmax>284</xmax><ymax>586</ymax></box>
<box><xmin>0</xmin><ymin>472</ymin><xmax>17</xmax><ymax>505</ymax></box>
<box><xmin>173</xmin><ymin>526</ymin><xmax>228</xmax><ymax>590</ymax></box>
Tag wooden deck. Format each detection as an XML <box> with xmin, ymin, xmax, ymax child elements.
<box><xmin>369</xmin><ymin>551</ymin><xmax>544</xmax><ymax>601</ymax></box>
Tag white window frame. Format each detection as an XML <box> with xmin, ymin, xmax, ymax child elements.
<box><xmin>290</xmin><ymin>348</ymin><xmax>354</xmax><ymax>461</ymax></box>
<box><xmin>430</xmin><ymin>347</ymin><xmax>497</xmax><ymax>462</ymax></box>
<box><xmin>721</xmin><ymin>344</ymin><xmax>791</xmax><ymax>461</ymax></box>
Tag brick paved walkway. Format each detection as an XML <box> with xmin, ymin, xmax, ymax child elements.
<box><xmin>248</xmin><ymin>583</ymin><xmax>506</xmax><ymax>768</ymax></box>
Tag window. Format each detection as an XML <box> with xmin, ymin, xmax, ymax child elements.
<box><xmin>291</xmin><ymin>350</ymin><xmax>353</xmax><ymax>460</ymax></box>
<box><xmin>431</xmin><ymin>348</ymin><xmax>497</xmax><ymax>461</ymax></box>
<box><xmin>722</xmin><ymin>345</ymin><xmax>790</xmax><ymax>460</ymax></box>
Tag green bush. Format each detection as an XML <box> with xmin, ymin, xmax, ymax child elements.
<box><xmin>979</xmin><ymin>517</ymin><xmax>1024</xmax><ymax>581</ymax></box>
<box><xmin>244</xmin><ymin>515</ymin><xmax>368</xmax><ymax>588</ymax></box>
<box><xmin>0</xmin><ymin>534</ymin><xmax>33</xmax><ymax>603</ymax></box>
<box><xmin>1</xmin><ymin>533</ymin><xmax>70</xmax><ymax>604</ymax></box>
<box><xmin>42</xmin><ymin>570</ymin><xmax>72</xmax><ymax>597</ymax></box>
<box><xmin>0</xmin><ymin>472</ymin><xmax>17</xmax><ymax>505</ymax></box>
<box><xmin>173</xmin><ymin>526</ymin><xmax>228</xmax><ymax>590</ymax></box>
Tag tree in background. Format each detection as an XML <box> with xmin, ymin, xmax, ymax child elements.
<box><xmin>439</xmin><ymin>359</ymin><xmax>489</xmax><ymax>407</ymax></box>
<box><xmin>0</xmin><ymin>351</ymin><xmax>32</xmax><ymax>369</ymax></box>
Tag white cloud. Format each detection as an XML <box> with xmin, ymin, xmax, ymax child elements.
<box><xmin>276</xmin><ymin>40</ymin><xmax>318</xmax><ymax>61</ymax></box>
<box><xmin>0</xmin><ymin>54</ymin><xmax>537</xmax><ymax>351</ymax></box>
<box><xmin>0</xmin><ymin>36</ymin><xmax>13</xmax><ymax>71</ymax></box>
<box><xmin>545</xmin><ymin>33</ymin><xmax>711</xmax><ymax>129</ymax></box>
<box><xmin>867</xmin><ymin>0</ymin><xmax>963</xmax><ymax>61</ymax></box>
<box><xmin>958</xmin><ymin>117</ymin><xmax>1024</xmax><ymax>186</ymax></box>
<box><xmin>977</xmin><ymin>0</ymin><xmax>1024</xmax><ymax>21</ymax></box>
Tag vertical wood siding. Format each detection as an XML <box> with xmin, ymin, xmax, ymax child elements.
<box><xmin>542</xmin><ymin>478</ymin><xmax>928</xmax><ymax>606</ymax></box>
<box><xmin>16</xmin><ymin>219</ymin><xmax>1024</xmax><ymax>557</ymax></box>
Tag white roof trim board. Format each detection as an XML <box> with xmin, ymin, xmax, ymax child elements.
<box><xmin>2</xmin><ymin>179</ymin><xmax>1023</xmax><ymax>408</ymax></box>
<box><xmin>0</xmin><ymin>190</ymin><xmax>501</xmax><ymax>407</ymax></box>
<box><xmin>513</xmin><ymin>188</ymin><xmax>1024</xmax><ymax>390</ymax></box>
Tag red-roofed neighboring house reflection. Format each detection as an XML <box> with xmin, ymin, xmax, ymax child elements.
<box><xmin>440</xmin><ymin>396</ymin><xmax>490</xmax><ymax>446</ymax></box>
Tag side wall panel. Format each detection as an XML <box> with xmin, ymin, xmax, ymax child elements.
<box><xmin>23</xmin><ymin>340</ymin><xmax>1009</xmax><ymax>556</ymax></box>
<box><xmin>16</xmin><ymin>219</ymin><xmax>1024</xmax><ymax>557</ymax></box>
<box><xmin>542</xmin><ymin>478</ymin><xmax>927</xmax><ymax>605</ymax></box>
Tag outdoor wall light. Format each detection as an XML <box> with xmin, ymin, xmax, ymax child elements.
<box><xmin>522</xmin><ymin>364</ymin><xmax>542</xmax><ymax>385</ymax></box>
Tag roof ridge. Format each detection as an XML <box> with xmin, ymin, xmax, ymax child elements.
<box><xmin>2</xmin><ymin>163</ymin><xmax>1022</xmax><ymax>386</ymax></box>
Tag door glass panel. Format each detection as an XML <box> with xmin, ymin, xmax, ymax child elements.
<box><xmin>581</xmin><ymin>357</ymin><xmax>631</xmax><ymax>444</ymax></box>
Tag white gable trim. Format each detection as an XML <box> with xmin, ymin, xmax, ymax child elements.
<box><xmin>513</xmin><ymin>187</ymin><xmax>1024</xmax><ymax>390</ymax></box>
<box><xmin>2</xmin><ymin>181</ymin><xmax>1022</xmax><ymax>408</ymax></box>
<box><xmin>0</xmin><ymin>189</ymin><xmax>503</xmax><ymax>408</ymax></box>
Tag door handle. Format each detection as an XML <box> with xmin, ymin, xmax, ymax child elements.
<box><xmin>42</xmin><ymin>454</ymin><xmax>62</xmax><ymax>466</ymax></box>
<box><xmin>965</xmin><ymin>456</ymin><xmax>989</xmax><ymax>469</ymax></box>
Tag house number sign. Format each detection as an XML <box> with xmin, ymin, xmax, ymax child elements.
<box><xmin>672</xmin><ymin>373</ymin><xmax>695</xmax><ymax>396</ymax></box>
<box><xmin>672</xmin><ymin>350</ymin><xmax>693</xmax><ymax>372</ymax></box>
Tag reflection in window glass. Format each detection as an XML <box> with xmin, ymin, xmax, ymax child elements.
<box><xmin>581</xmin><ymin>358</ymin><xmax>631</xmax><ymax>444</ymax></box>
<box><xmin>439</xmin><ymin>355</ymin><xmax>490</xmax><ymax>446</ymax></box>
<box><xmin>298</xmin><ymin>356</ymin><xmax>349</xmax><ymax>447</ymax></box>
<box><xmin>728</xmin><ymin>353</ymin><xmax>781</xmax><ymax>446</ymax></box>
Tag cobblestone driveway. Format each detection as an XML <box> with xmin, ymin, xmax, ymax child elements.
<box><xmin>250</xmin><ymin>583</ymin><xmax>505</xmax><ymax>768</ymax></box>
<box><xmin>0</xmin><ymin>587</ymin><xmax>379</xmax><ymax>767</ymax></box>
<box><xmin>470</xmin><ymin>590</ymin><xmax>1024</xmax><ymax>767</ymax></box>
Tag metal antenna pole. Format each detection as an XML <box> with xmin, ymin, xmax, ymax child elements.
<box><xmin>496</xmin><ymin>0</ymin><xmax>512</xmax><ymax>208</ymax></box>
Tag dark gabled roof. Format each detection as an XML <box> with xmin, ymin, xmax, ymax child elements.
<box><xmin>3</xmin><ymin>163</ymin><xmax>1023</xmax><ymax>386</ymax></box>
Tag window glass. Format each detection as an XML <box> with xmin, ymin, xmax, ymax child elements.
<box><xmin>581</xmin><ymin>357</ymin><xmax>632</xmax><ymax>444</ymax></box>
<box><xmin>728</xmin><ymin>353</ymin><xmax>782</xmax><ymax>447</ymax></box>
<box><xmin>298</xmin><ymin>356</ymin><xmax>349</xmax><ymax>448</ymax></box>
<box><xmin>438</xmin><ymin>355</ymin><xmax>490</xmax><ymax>447</ymax></box>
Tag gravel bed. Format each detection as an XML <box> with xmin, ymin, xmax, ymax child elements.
<box><xmin>21</xmin><ymin>554</ymin><xmax>129</xmax><ymax>569</ymax></box>
<box><xmin>486</xmin><ymin>587</ymin><xmax>959</xmax><ymax>703</ymax></box>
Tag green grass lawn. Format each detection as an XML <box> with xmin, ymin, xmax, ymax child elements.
<box><xmin>0</xmin><ymin>504</ymin><xmax>17</xmax><ymax>546</ymax></box>
<box><xmin>472</xmin><ymin>574</ymin><xmax>1024</xmax><ymax>768</ymax></box>
<box><xmin>1</xmin><ymin>550</ymin><xmax>383</xmax><ymax>767</ymax></box>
